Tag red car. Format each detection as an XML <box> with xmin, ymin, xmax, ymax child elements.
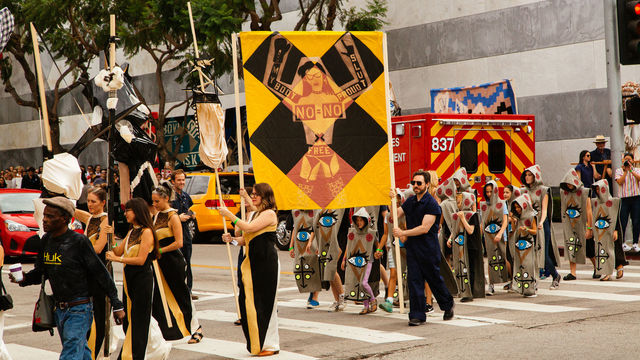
<box><xmin>0</xmin><ymin>189</ymin><xmax>83</xmax><ymax>257</ymax></box>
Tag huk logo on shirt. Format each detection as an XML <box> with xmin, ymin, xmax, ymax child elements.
<box><xmin>44</xmin><ymin>252</ymin><xmax>62</xmax><ymax>265</ymax></box>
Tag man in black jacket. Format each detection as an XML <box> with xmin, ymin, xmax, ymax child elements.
<box><xmin>11</xmin><ymin>197</ymin><xmax>124</xmax><ymax>359</ymax></box>
<box><xmin>21</xmin><ymin>167</ymin><xmax>42</xmax><ymax>190</ymax></box>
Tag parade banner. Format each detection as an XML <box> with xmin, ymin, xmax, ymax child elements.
<box><xmin>430</xmin><ymin>79</ymin><xmax>517</xmax><ymax>114</ymax></box>
<box><xmin>240</xmin><ymin>31</ymin><xmax>390</xmax><ymax>209</ymax></box>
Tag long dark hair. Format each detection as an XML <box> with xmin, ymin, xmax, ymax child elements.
<box><xmin>579</xmin><ymin>150</ymin><xmax>590</xmax><ymax>165</ymax></box>
<box><xmin>125</xmin><ymin>198</ymin><xmax>161</xmax><ymax>259</ymax></box>
<box><xmin>253</xmin><ymin>183</ymin><xmax>277</xmax><ymax>213</ymax></box>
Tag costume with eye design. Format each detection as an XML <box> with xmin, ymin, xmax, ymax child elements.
<box><xmin>510</xmin><ymin>194</ymin><xmax>538</xmax><ymax>297</ymax></box>
<box><xmin>560</xmin><ymin>169</ymin><xmax>590</xmax><ymax>265</ymax></box>
<box><xmin>449</xmin><ymin>193</ymin><xmax>485</xmax><ymax>300</ymax></box>
<box><xmin>480</xmin><ymin>180</ymin><xmax>510</xmax><ymax>284</ymax></box>
<box><xmin>344</xmin><ymin>207</ymin><xmax>379</xmax><ymax>302</ymax></box>
<box><xmin>313</xmin><ymin>209</ymin><xmax>345</xmax><ymax>283</ymax></box>
<box><xmin>292</xmin><ymin>210</ymin><xmax>322</xmax><ymax>292</ymax></box>
<box><xmin>591</xmin><ymin>180</ymin><xmax>624</xmax><ymax>277</ymax></box>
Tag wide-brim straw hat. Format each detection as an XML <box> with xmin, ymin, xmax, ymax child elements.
<box><xmin>593</xmin><ymin>135</ymin><xmax>607</xmax><ymax>143</ymax></box>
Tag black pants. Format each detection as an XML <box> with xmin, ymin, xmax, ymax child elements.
<box><xmin>406</xmin><ymin>251</ymin><xmax>453</xmax><ymax>321</ymax></box>
<box><xmin>183</xmin><ymin>238</ymin><xmax>193</xmax><ymax>290</ymax></box>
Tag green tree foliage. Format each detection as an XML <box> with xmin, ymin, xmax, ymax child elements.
<box><xmin>340</xmin><ymin>0</ymin><xmax>388</xmax><ymax>31</ymax></box>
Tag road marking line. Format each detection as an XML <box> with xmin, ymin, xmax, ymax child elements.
<box><xmin>174</xmin><ymin>338</ymin><xmax>316</xmax><ymax>359</ymax></box>
<box><xmin>6</xmin><ymin>344</ymin><xmax>59</xmax><ymax>360</ymax></box>
<box><xmin>4</xmin><ymin>322</ymin><xmax>32</xmax><ymax>331</ymax></box>
<box><xmin>198</xmin><ymin>309</ymin><xmax>423</xmax><ymax>343</ymax></box>
<box><xmin>192</xmin><ymin>287</ymin><xmax>298</xmax><ymax>302</ymax></box>
<box><xmin>458</xmin><ymin>298</ymin><xmax>587</xmax><ymax>313</ymax></box>
<box><xmin>192</xmin><ymin>264</ymin><xmax>294</xmax><ymax>275</ymax></box>
<box><xmin>277</xmin><ymin>299</ymin><xmax>509</xmax><ymax>327</ymax></box>
<box><xmin>537</xmin><ymin>288</ymin><xmax>640</xmax><ymax>302</ymax></box>
<box><xmin>571</xmin><ymin>270</ymin><xmax>640</xmax><ymax>278</ymax></box>
<box><xmin>566</xmin><ymin>279</ymin><xmax>640</xmax><ymax>289</ymax></box>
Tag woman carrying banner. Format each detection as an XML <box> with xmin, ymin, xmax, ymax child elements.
<box><xmin>220</xmin><ymin>183</ymin><xmax>280</xmax><ymax>356</ymax></box>
<box><xmin>73</xmin><ymin>187</ymin><xmax>109</xmax><ymax>359</ymax></box>
<box><xmin>150</xmin><ymin>184</ymin><xmax>202</xmax><ymax>343</ymax></box>
<box><xmin>106</xmin><ymin>198</ymin><xmax>161</xmax><ymax>360</ymax></box>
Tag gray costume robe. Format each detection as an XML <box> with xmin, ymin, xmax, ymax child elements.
<box><xmin>450</xmin><ymin>192</ymin><xmax>485</xmax><ymax>299</ymax></box>
<box><xmin>344</xmin><ymin>207</ymin><xmax>378</xmax><ymax>301</ymax></box>
<box><xmin>560</xmin><ymin>169</ymin><xmax>590</xmax><ymax>264</ymax></box>
<box><xmin>313</xmin><ymin>208</ymin><xmax>345</xmax><ymax>283</ymax></box>
<box><xmin>510</xmin><ymin>194</ymin><xmax>538</xmax><ymax>296</ymax></box>
<box><xmin>292</xmin><ymin>209</ymin><xmax>322</xmax><ymax>293</ymax></box>
<box><xmin>592</xmin><ymin>180</ymin><xmax>620</xmax><ymax>276</ymax></box>
<box><xmin>434</xmin><ymin>178</ymin><xmax>460</xmax><ymax>295</ymax></box>
<box><xmin>521</xmin><ymin>164</ymin><xmax>561</xmax><ymax>269</ymax></box>
<box><xmin>480</xmin><ymin>180</ymin><xmax>509</xmax><ymax>284</ymax></box>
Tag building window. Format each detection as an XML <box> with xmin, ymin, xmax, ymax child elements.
<box><xmin>488</xmin><ymin>139</ymin><xmax>506</xmax><ymax>173</ymax></box>
<box><xmin>460</xmin><ymin>139</ymin><xmax>478</xmax><ymax>172</ymax></box>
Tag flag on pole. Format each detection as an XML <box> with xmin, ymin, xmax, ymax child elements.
<box><xmin>194</xmin><ymin>92</ymin><xmax>228</xmax><ymax>169</ymax></box>
<box><xmin>0</xmin><ymin>7</ymin><xmax>14</xmax><ymax>53</ymax></box>
<box><xmin>240</xmin><ymin>31</ymin><xmax>390</xmax><ymax>209</ymax></box>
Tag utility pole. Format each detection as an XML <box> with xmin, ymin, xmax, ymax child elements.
<box><xmin>604</xmin><ymin>0</ymin><xmax>624</xmax><ymax>194</ymax></box>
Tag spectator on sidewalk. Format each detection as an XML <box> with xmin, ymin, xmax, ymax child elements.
<box><xmin>615</xmin><ymin>153</ymin><xmax>640</xmax><ymax>252</ymax></box>
<box><xmin>21</xmin><ymin>167</ymin><xmax>42</xmax><ymax>190</ymax></box>
<box><xmin>575</xmin><ymin>150</ymin><xmax>596</xmax><ymax>190</ymax></box>
<box><xmin>591</xmin><ymin>135</ymin><xmax>613</xmax><ymax>195</ymax></box>
<box><xmin>171</xmin><ymin>169</ymin><xmax>197</xmax><ymax>298</ymax></box>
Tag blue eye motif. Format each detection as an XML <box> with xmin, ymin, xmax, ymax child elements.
<box><xmin>595</xmin><ymin>217</ymin><xmax>611</xmax><ymax>230</ymax></box>
<box><xmin>454</xmin><ymin>234</ymin><xmax>465</xmax><ymax>246</ymax></box>
<box><xmin>484</xmin><ymin>221</ymin><xmax>501</xmax><ymax>234</ymax></box>
<box><xmin>508</xmin><ymin>223</ymin><xmax>512</xmax><ymax>233</ymax></box>
<box><xmin>565</xmin><ymin>206</ymin><xmax>581</xmax><ymax>219</ymax></box>
<box><xmin>296</xmin><ymin>226</ymin><xmax>313</xmax><ymax>242</ymax></box>
<box><xmin>516</xmin><ymin>239</ymin><xmax>532</xmax><ymax>250</ymax></box>
<box><xmin>348</xmin><ymin>251</ymin><xmax>368</xmax><ymax>268</ymax></box>
<box><xmin>319</xmin><ymin>211</ymin><xmax>338</xmax><ymax>227</ymax></box>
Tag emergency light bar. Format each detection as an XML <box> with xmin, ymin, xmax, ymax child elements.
<box><xmin>435</xmin><ymin>119</ymin><xmax>531</xmax><ymax>126</ymax></box>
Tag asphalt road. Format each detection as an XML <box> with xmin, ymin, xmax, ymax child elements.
<box><xmin>3</xmin><ymin>243</ymin><xmax>640</xmax><ymax>359</ymax></box>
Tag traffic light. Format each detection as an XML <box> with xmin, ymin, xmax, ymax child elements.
<box><xmin>618</xmin><ymin>0</ymin><xmax>640</xmax><ymax>65</ymax></box>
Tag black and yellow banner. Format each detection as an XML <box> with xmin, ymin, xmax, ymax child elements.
<box><xmin>240</xmin><ymin>31</ymin><xmax>390</xmax><ymax>209</ymax></box>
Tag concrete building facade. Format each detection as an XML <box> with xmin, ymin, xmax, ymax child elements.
<box><xmin>1</xmin><ymin>0</ymin><xmax>639</xmax><ymax>185</ymax></box>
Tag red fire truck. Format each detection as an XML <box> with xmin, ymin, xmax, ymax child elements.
<box><xmin>391</xmin><ymin>113</ymin><xmax>536</xmax><ymax>194</ymax></box>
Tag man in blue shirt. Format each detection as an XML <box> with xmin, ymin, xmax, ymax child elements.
<box><xmin>393</xmin><ymin>171</ymin><xmax>454</xmax><ymax>326</ymax></box>
<box><xmin>171</xmin><ymin>169</ymin><xmax>197</xmax><ymax>298</ymax></box>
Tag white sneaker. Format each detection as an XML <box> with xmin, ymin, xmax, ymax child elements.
<box><xmin>486</xmin><ymin>284</ymin><xmax>495</xmax><ymax>296</ymax></box>
<box><xmin>328</xmin><ymin>301</ymin><xmax>340</xmax><ymax>312</ymax></box>
<box><xmin>337</xmin><ymin>299</ymin><xmax>346</xmax><ymax>311</ymax></box>
<box><xmin>633</xmin><ymin>244</ymin><xmax>640</xmax><ymax>252</ymax></box>
<box><xmin>623</xmin><ymin>243</ymin><xmax>633</xmax><ymax>252</ymax></box>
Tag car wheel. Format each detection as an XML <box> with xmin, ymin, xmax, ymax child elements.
<box><xmin>275</xmin><ymin>219</ymin><xmax>291</xmax><ymax>250</ymax></box>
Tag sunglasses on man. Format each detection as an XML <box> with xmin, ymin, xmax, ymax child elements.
<box><xmin>411</xmin><ymin>180</ymin><xmax>424</xmax><ymax>186</ymax></box>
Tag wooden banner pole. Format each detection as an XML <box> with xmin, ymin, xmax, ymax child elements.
<box><xmin>382</xmin><ymin>33</ymin><xmax>405</xmax><ymax>314</ymax></box>
<box><xmin>30</xmin><ymin>23</ymin><xmax>52</xmax><ymax>153</ymax></box>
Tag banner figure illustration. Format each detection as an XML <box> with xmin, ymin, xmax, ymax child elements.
<box><xmin>240</xmin><ymin>31</ymin><xmax>390</xmax><ymax>209</ymax></box>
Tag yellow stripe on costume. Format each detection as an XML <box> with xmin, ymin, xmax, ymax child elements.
<box><xmin>158</xmin><ymin>266</ymin><xmax>190</xmax><ymax>337</ymax></box>
<box><xmin>88</xmin><ymin>318</ymin><xmax>97</xmax><ymax>360</ymax></box>
<box><xmin>122</xmin><ymin>276</ymin><xmax>133</xmax><ymax>360</ymax></box>
<box><xmin>240</xmin><ymin>242</ymin><xmax>260</xmax><ymax>354</ymax></box>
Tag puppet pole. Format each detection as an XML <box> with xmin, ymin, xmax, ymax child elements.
<box><xmin>187</xmin><ymin>2</ymin><xmax>206</xmax><ymax>93</ymax></box>
<box><xmin>382</xmin><ymin>33</ymin><xmax>405</xmax><ymax>314</ymax></box>
<box><xmin>30</xmin><ymin>23</ymin><xmax>52</xmax><ymax>154</ymax></box>
<box><xmin>187</xmin><ymin>3</ymin><xmax>240</xmax><ymax>318</ymax></box>
<box><xmin>103</xmin><ymin>15</ymin><xmax>117</xmax><ymax>357</ymax></box>
<box><xmin>215</xmin><ymin>168</ymin><xmax>241</xmax><ymax>318</ymax></box>
<box><xmin>232</xmin><ymin>33</ymin><xmax>245</xmax><ymax>221</ymax></box>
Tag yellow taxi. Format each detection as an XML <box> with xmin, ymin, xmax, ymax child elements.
<box><xmin>184</xmin><ymin>171</ymin><xmax>255</xmax><ymax>233</ymax></box>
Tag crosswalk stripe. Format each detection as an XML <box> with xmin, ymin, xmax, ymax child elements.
<box><xmin>277</xmin><ymin>299</ymin><xmax>510</xmax><ymax>327</ymax></box>
<box><xmin>571</xmin><ymin>270</ymin><xmax>640</xmax><ymax>278</ymax></box>
<box><xmin>4</xmin><ymin>322</ymin><xmax>31</xmax><ymax>331</ymax></box>
<box><xmin>198</xmin><ymin>309</ymin><xmax>423</xmax><ymax>342</ymax></box>
<box><xmin>193</xmin><ymin>287</ymin><xmax>300</xmax><ymax>303</ymax></box>
<box><xmin>565</xmin><ymin>279</ymin><xmax>640</xmax><ymax>289</ymax></box>
<box><xmin>537</xmin><ymin>289</ymin><xmax>640</xmax><ymax>302</ymax></box>
<box><xmin>6</xmin><ymin>344</ymin><xmax>59</xmax><ymax>360</ymax></box>
<box><xmin>458</xmin><ymin>298</ymin><xmax>587</xmax><ymax>313</ymax></box>
<box><xmin>174</xmin><ymin>338</ymin><xmax>316</xmax><ymax>359</ymax></box>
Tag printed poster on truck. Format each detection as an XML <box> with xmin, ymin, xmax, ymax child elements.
<box><xmin>240</xmin><ymin>31</ymin><xmax>391</xmax><ymax>209</ymax></box>
<box><xmin>430</xmin><ymin>79</ymin><xmax>517</xmax><ymax>115</ymax></box>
